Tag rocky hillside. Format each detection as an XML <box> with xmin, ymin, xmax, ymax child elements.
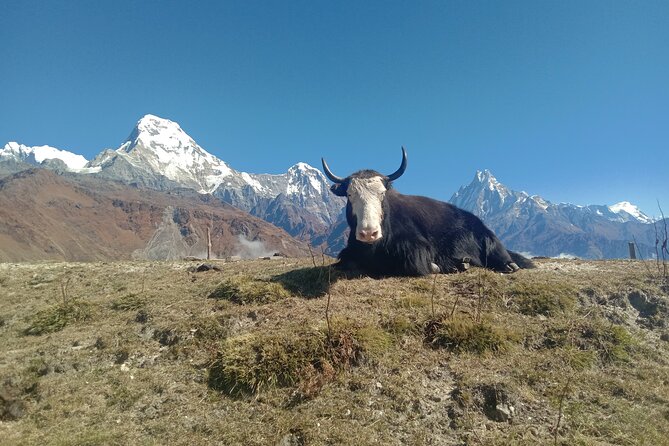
<box><xmin>1</xmin><ymin>259</ymin><xmax>667</xmax><ymax>445</ymax></box>
<box><xmin>0</xmin><ymin>169</ymin><xmax>311</xmax><ymax>262</ymax></box>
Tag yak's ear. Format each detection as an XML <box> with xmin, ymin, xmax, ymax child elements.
<box><xmin>330</xmin><ymin>183</ymin><xmax>347</xmax><ymax>197</ymax></box>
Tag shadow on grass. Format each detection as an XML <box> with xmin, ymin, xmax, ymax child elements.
<box><xmin>272</xmin><ymin>266</ymin><xmax>346</xmax><ymax>299</ymax></box>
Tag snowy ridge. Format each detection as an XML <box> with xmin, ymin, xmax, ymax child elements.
<box><xmin>609</xmin><ymin>201</ymin><xmax>653</xmax><ymax>224</ymax></box>
<box><xmin>451</xmin><ymin>170</ymin><xmax>517</xmax><ymax>218</ymax></box>
<box><xmin>449</xmin><ymin>169</ymin><xmax>660</xmax><ymax>259</ymax></box>
<box><xmin>1</xmin><ymin>141</ymin><xmax>89</xmax><ymax>170</ymax></box>
<box><xmin>286</xmin><ymin>162</ymin><xmax>325</xmax><ymax>196</ymax></box>
<box><xmin>451</xmin><ymin>170</ymin><xmax>652</xmax><ymax>225</ymax></box>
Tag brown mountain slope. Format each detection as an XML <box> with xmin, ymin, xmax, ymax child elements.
<box><xmin>0</xmin><ymin>169</ymin><xmax>311</xmax><ymax>262</ymax></box>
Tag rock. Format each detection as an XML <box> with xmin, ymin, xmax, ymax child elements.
<box><xmin>0</xmin><ymin>388</ymin><xmax>25</xmax><ymax>421</ymax></box>
<box><xmin>154</xmin><ymin>328</ymin><xmax>180</xmax><ymax>346</ymax></box>
<box><xmin>493</xmin><ymin>403</ymin><xmax>515</xmax><ymax>422</ymax></box>
<box><xmin>276</xmin><ymin>431</ymin><xmax>304</xmax><ymax>446</ymax></box>
<box><xmin>135</xmin><ymin>309</ymin><xmax>151</xmax><ymax>323</ymax></box>
<box><xmin>114</xmin><ymin>350</ymin><xmax>130</xmax><ymax>364</ymax></box>
<box><xmin>93</xmin><ymin>337</ymin><xmax>107</xmax><ymax>350</ymax></box>
<box><xmin>628</xmin><ymin>291</ymin><xmax>658</xmax><ymax>317</ymax></box>
<box><xmin>188</xmin><ymin>263</ymin><xmax>222</xmax><ymax>272</ymax></box>
<box><xmin>476</xmin><ymin>383</ymin><xmax>518</xmax><ymax>423</ymax></box>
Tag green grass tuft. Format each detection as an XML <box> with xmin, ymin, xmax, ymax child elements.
<box><xmin>208</xmin><ymin>276</ymin><xmax>290</xmax><ymax>305</ymax></box>
<box><xmin>543</xmin><ymin>320</ymin><xmax>635</xmax><ymax>364</ymax></box>
<box><xmin>425</xmin><ymin>316</ymin><xmax>512</xmax><ymax>354</ymax></box>
<box><xmin>382</xmin><ymin>314</ymin><xmax>420</xmax><ymax>336</ymax></box>
<box><xmin>24</xmin><ymin>300</ymin><xmax>92</xmax><ymax>336</ymax></box>
<box><xmin>395</xmin><ymin>294</ymin><xmax>430</xmax><ymax>309</ymax></box>
<box><xmin>110</xmin><ymin>293</ymin><xmax>146</xmax><ymax>311</ymax></box>
<box><xmin>208</xmin><ymin>321</ymin><xmax>385</xmax><ymax>396</ymax></box>
<box><xmin>208</xmin><ymin>328</ymin><xmax>327</xmax><ymax>395</ymax></box>
<box><xmin>272</xmin><ymin>266</ymin><xmax>338</xmax><ymax>298</ymax></box>
<box><xmin>508</xmin><ymin>281</ymin><xmax>577</xmax><ymax>316</ymax></box>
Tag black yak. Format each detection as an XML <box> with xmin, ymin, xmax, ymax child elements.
<box><xmin>321</xmin><ymin>147</ymin><xmax>534</xmax><ymax>276</ymax></box>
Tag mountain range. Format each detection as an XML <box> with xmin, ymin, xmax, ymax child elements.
<box><xmin>450</xmin><ymin>170</ymin><xmax>661</xmax><ymax>259</ymax></box>
<box><xmin>1</xmin><ymin>114</ymin><xmax>664</xmax><ymax>261</ymax></box>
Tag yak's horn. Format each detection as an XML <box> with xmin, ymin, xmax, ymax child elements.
<box><xmin>387</xmin><ymin>147</ymin><xmax>408</xmax><ymax>181</ymax></box>
<box><xmin>321</xmin><ymin>157</ymin><xmax>345</xmax><ymax>183</ymax></box>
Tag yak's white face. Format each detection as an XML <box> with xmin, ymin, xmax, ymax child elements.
<box><xmin>347</xmin><ymin>176</ymin><xmax>388</xmax><ymax>243</ymax></box>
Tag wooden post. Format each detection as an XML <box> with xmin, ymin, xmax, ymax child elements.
<box><xmin>207</xmin><ymin>226</ymin><xmax>212</xmax><ymax>260</ymax></box>
<box><xmin>628</xmin><ymin>242</ymin><xmax>636</xmax><ymax>260</ymax></box>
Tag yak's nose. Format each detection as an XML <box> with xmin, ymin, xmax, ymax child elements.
<box><xmin>357</xmin><ymin>227</ymin><xmax>381</xmax><ymax>243</ymax></box>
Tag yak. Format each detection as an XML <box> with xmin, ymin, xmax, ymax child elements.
<box><xmin>321</xmin><ymin>147</ymin><xmax>534</xmax><ymax>277</ymax></box>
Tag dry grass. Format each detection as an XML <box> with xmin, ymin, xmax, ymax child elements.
<box><xmin>1</xmin><ymin>258</ymin><xmax>668</xmax><ymax>445</ymax></box>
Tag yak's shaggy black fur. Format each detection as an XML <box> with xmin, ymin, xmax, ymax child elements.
<box><xmin>331</xmin><ymin>170</ymin><xmax>534</xmax><ymax>277</ymax></box>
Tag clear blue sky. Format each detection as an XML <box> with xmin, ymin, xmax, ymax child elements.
<box><xmin>1</xmin><ymin>1</ymin><xmax>668</xmax><ymax>215</ymax></box>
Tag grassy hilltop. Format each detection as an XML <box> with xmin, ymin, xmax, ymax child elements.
<box><xmin>1</xmin><ymin>258</ymin><xmax>668</xmax><ymax>445</ymax></box>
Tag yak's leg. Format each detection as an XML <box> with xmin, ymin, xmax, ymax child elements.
<box><xmin>481</xmin><ymin>236</ymin><xmax>518</xmax><ymax>273</ymax></box>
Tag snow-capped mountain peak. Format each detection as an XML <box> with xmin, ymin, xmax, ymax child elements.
<box><xmin>452</xmin><ymin>171</ymin><xmax>654</xmax><ymax>225</ymax></box>
<box><xmin>286</xmin><ymin>162</ymin><xmax>327</xmax><ymax>196</ymax></box>
<box><xmin>1</xmin><ymin>141</ymin><xmax>89</xmax><ymax>170</ymax></box>
<box><xmin>475</xmin><ymin>169</ymin><xmax>511</xmax><ymax>197</ymax></box>
<box><xmin>450</xmin><ymin>169</ymin><xmax>515</xmax><ymax>217</ymax></box>
<box><xmin>608</xmin><ymin>201</ymin><xmax>653</xmax><ymax>224</ymax></box>
<box><xmin>131</xmin><ymin>114</ymin><xmax>196</xmax><ymax>153</ymax></box>
<box><xmin>94</xmin><ymin>114</ymin><xmax>232</xmax><ymax>193</ymax></box>
<box><xmin>290</xmin><ymin>162</ymin><xmax>319</xmax><ymax>173</ymax></box>
<box><xmin>83</xmin><ymin>114</ymin><xmax>345</xmax><ymax>231</ymax></box>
